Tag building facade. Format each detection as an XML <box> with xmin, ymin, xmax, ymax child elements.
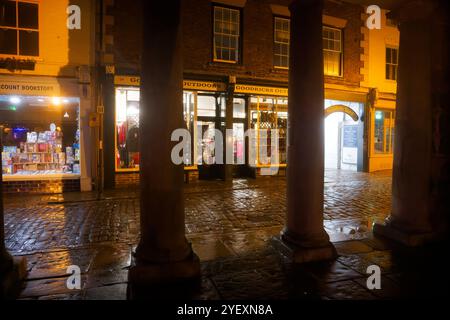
<box><xmin>361</xmin><ymin>8</ymin><xmax>399</xmax><ymax>172</ymax></box>
<box><xmin>105</xmin><ymin>0</ymin><xmax>387</xmax><ymax>187</ymax></box>
<box><xmin>0</xmin><ymin>0</ymin><xmax>97</xmax><ymax>193</ymax></box>
<box><xmin>0</xmin><ymin>0</ymin><xmax>400</xmax><ymax>193</ymax></box>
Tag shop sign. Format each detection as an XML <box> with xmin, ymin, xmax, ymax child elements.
<box><xmin>234</xmin><ymin>84</ymin><xmax>288</xmax><ymax>96</ymax></box>
<box><xmin>114</xmin><ymin>76</ymin><xmax>141</xmax><ymax>86</ymax></box>
<box><xmin>183</xmin><ymin>80</ymin><xmax>226</xmax><ymax>92</ymax></box>
<box><xmin>114</xmin><ymin>76</ymin><xmax>226</xmax><ymax>92</ymax></box>
<box><xmin>0</xmin><ymin>80</ymin><xmax>59</xmax><ymax>96</ymax></box>
<box><xmin>342</xmin><ymin>125</ymin><xmax>358</xmax><ymax>165</ymax></box>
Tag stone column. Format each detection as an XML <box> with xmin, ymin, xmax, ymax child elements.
<box><xmin>128</xmin><ymin>0</ymin><xmax>200</xmax><ymax>289</ymax></box>
<box><xmin>275</xmin><ymin>0</ymin><xmax>336</xmax><ymax>263</ymax></box>
<box><xmin>0</xmin><ymin>132</ymin><xmax>26</xmax><ymax>298</ymax></box>
<box><xmin>223</xmin><ymin>80</ymin><xmax>235</xmax><ymax>181</ymax></box>
<box><xmin>374</xmin><ymin>0</ymin><xmax>450</xmax><ymax>246</ymax></box>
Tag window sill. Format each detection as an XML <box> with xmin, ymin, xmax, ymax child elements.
<box><xmin>2</xmin><ymin>173</ymin><xmax>81</xmax><ymax>181</ymax></box>
<box><xmin>212</xmin><ymin>59</ymin><xmax>239</xmax><ymax>64</ymax></box>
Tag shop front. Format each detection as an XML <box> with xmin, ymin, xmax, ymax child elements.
<box><xmin>114</xmin><ymin>76</ymin><xmax>244</xmax><ymax>183</ymax></box>
<box><xmin>112</xmin><ymin>76</ymin><xmax>368</xmax><ymax>185</ymax></box>
<box><xmin>234</xmin><ymin>84</ymin><xmax>289</xmax><ymax>173</ymax></box>
<box><xmin>0</xmin><ymin>76</ymin><xmax>92</xmax><ymax>193</ymax></box>
<box><xmin>367</xmin><ymin>96</ymin><xmax>396</xmax><ymax>172</ymax></box>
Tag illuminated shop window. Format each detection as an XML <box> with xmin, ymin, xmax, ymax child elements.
<box><xmin>115</xmin><ymin>88</ymin><xmax>140</xmax><ymax>171</ymax></box>
<box><xmin>274</xmin><ymin>17</ymin><xmax>290</xmax><ymax>69</ymax></box>
<box><xmin>183</xmin><ymin>91</ymin><xmax>196</xmax><ymax>167</ymax></box>
<box><xmin>374</xmin><ymin>109</ymin><xmax>395</xmax><ymax>154</ymax></box>
<box><xmin>0</xmin><ymin>0</ymin><xmax>39</xmax><ymax>56</ymax></box>
<box><xmin>323</xmin><ymin>26</ymin><xmax>342</xmax><ymax>76</ymax></box>
<box><xmin>250</xmin><ymin>96</ymin><xmax>288</xmax><ymax>167</ymax></box>
<box><xmin>386</xmin><ymin>47</ymin><xmax>399</xmax><ymax>81</ymax></box>
<box><xmin>1</xmin><ymin>95</ymin><xmax>80</xmax><ymax>177</ymax></box>
<box><xmin>213</xmin><ymin>6</ymin><xmax>240</xmax><ymax>63</ymax></box>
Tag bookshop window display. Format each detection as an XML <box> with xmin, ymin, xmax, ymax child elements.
<box><xmin>1</xmin><ymin>95</ymin><xmax>81</xmax><ymax>178</ymax></box>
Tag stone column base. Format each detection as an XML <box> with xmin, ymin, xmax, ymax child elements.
<box><xmin>127</xmin><ymin>252</ymin><xmax>201</xmax><ymax>299</ymax></box>
<box><xmin>373</xmin><ymin>222</ymin><xmax>439</xmax><ymax>247</ymax></box>
<box><xmin>271</xmin><ymin>236</ymin><xmax>337</xmax><ymax>264</ymax></box>
<box><xmin>0</xmin><ymin>256</ymin><xmax>27</xmax><ymax>299</ymax></box>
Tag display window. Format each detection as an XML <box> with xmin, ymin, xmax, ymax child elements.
<box><xmin>115</xmin><ymin>88</ymin><xmax>247</xmax><ymax>170</ymax></box>
<box><xmin>250</xmin><ymin>96</ymin><xmax>287</xmax><ymax>167</ymax></box>
<box><xmin>183</xmin><ymin>91</ymin><xmax>197</xmax><ymax>167</ymax></box>
<box><xmin>374</xmin><ymin>109</ymin><xmax>395</xmax><ymax>154</ymax></box>
<box><xmin>115</xmin><ymin>87</ymin><xmax>140</xmax><ymax>171</ymax></box>
<box><xmin>0</xmin><ymin>95</ymin><xmax>81</xmax><ymax>178</ymax></box>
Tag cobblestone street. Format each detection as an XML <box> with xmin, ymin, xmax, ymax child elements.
<box><xmin>4</xmin><ymin>169</ymin><xmax>448</xmax><ymax>300</ymax></box>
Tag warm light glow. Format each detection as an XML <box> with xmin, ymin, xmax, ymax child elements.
<box><xmin>52</xmin><ymin>97</ymin><xmax>62</xmax><ymax>106</ymax></box>
<box><xmin>10</xmin><ymin>96</ymin><xmax>21</xmax><ymax>104</ymax></box>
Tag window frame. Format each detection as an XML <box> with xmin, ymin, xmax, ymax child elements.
<box><xmin>385</xmin><ymin>46</ymin><xmax>399</xmax><ymax>81</ymax></box>
<box><xmin>273</xmin><ymin>15</ymin><xmax>290</xmax><ymax>70</ymax></box>
<box><xmin>0</xmin><ymin>0</ymin><xmax>40</xmax><ymax>58</ymax></box>
<box><xmin>373</xmin><ymin>108</ymin><xmax>395</xmax><ymax>155</ymax></box>
<box><xmin>211</xmin><ymin>4</ymin><xmax>242</xmax><ymax>64</ymax></box>
<box><xmin>322</xmin><ymin>25</ymin><xmax>343</xmax><ymax>77</ymax></box>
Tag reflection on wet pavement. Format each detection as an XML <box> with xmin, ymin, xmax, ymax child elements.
<box><xmin>7</xmin><ymin>170</ymin><xmax>446</xmax><ymax>300</ymax></box>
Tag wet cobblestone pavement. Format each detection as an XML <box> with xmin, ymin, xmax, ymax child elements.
<box><xmin>4</xmin><ymin>169</ymin><xmax>449</xmax><ymax>300</ymax></box>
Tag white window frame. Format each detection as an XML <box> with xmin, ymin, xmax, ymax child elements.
<box><xmin>273</xmin><ymin>16</ymin><xmax>290</xmax><ymax>69</ymax></box>
<box><xmin>323</xmin><ymin>26</ymin><xmax>343</xmax><ymax>77</ymax></box>
<box><xmin>213</xmin><ymin>6</ymin><xmax>240</xmax><ymax>64</ymax></box>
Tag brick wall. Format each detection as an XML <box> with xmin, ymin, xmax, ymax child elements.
<box><xmin>112</xmin><ymin>0</ymin><xmax>363</xmax><ymax>86</ymax></box>
<box><xmin>114</xmin><ymin>171</ymin><xmax>199</xmax><ymax>187</ymax></box>
<box><xmin>115</xmin><ymin>173</ymin><xmax>140</xmax><ymax>188</ymax></box>
<box><xmin>2</xmin><ymin>179</ymin><xmax>80</xmax><ymax>194</ymax></box>
<box><xmin>182</xmin><ymin>0</ymin><xmax>363</xmax><ymax>86</ymax></box>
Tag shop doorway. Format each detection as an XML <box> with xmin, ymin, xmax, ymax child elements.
<box><xmin>196</xmin><ymin>93</ymin><xmax>248</xmax><ymax>180</ymax></box>
<box><xmin>324</xmin><ymin>103</ymin><xmax>361</xmax><ymax>171</ymax></box>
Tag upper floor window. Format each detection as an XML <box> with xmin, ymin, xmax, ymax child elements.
<box><xmin>213</xmin><ymin>6</ymin><xmax>240</xmax><ymax>63</ymax></box>
<box><xmin>386</xmin><ymin>47</ymin><xmax>398</xmax><ymax>81</ymax></box>
<box><xmin>323</xmin><ymin>26</ymin><xmax>342</xmax><ymax>76</ymax></box>
<box><xmin>273</xmin><ymin>17</ymin><xmax>290</xmax><ymax>69</ymax></box>
<box><xmin>0</xmin><ymin>0</ymin><xmax>39</xmax><ymax>57</ymax></box>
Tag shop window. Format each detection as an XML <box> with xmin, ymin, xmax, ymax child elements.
<box><xmin>233</xmin><ymin>98</ymin><xmax>245</xmax><ymax>118</ymax></box>
<box><xmin>115</xmin><ymin>88</ymin><xmax>140</xmax><ymax>171</ymax></box>
<box><xmin>323</xmin><ymin>26</ymin><xmax>342</xmax><ymax>76</ymax></box>
<box><xmin>274</xmin><ymin>17</ymin><xmax>290</xmax><ymax>69</ymax></box>
<box><xmin>374</xmin><ymin>109</ymin><xmax>395</xmax><ymax>154</ymax></box>
<box><xmin>386</xmin><ymin>47</ymin><xmax>398</xmax><ymax>81</ymax></box>
<box><xmin>250</xmin><ymin>97</ymin><xmax>287</xmax><ymax>167</ymax></box>
<box><xmin>197</xmin><ymin>95</ymin><xmax>217</xmax><ymax>117</ymax></box>
<box><xmin>1</xmin><ymin>95</ymin><xmax>80</xmax><ymax>177</ymax></box>
<box><xmin>0</xmin><ymin>0</ymin><xmax>39</xmax><ymax>56</ymax></box>
<box><xmin>213</xmin><ymin>6</ymin><xmax>240</xmax><ymax>63</ymax></box>
<box><xmin>183</xmin><ymin>91</ymin><xmax>196</xmax><ymax>167</ymax></box>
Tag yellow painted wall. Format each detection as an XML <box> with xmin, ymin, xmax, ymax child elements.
<box><xmin>0</xmin><ymin>0</ymin><xmax>95</xmax><ymax>77</ymax></box>
<box><xmin>362</xmin><ymin>9</ymin><xmax>400</xmax><ymax>94</ymax></box>
<box><xmin>360</xmin><ymin>9</ymin><xmax>399</xmax><ymax>172</ymax></box>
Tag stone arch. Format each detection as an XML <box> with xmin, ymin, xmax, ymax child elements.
<box><xmin>324</xmin><ymin>104</ymin><xmax>359</xmax><ymax>122</ymax></box>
